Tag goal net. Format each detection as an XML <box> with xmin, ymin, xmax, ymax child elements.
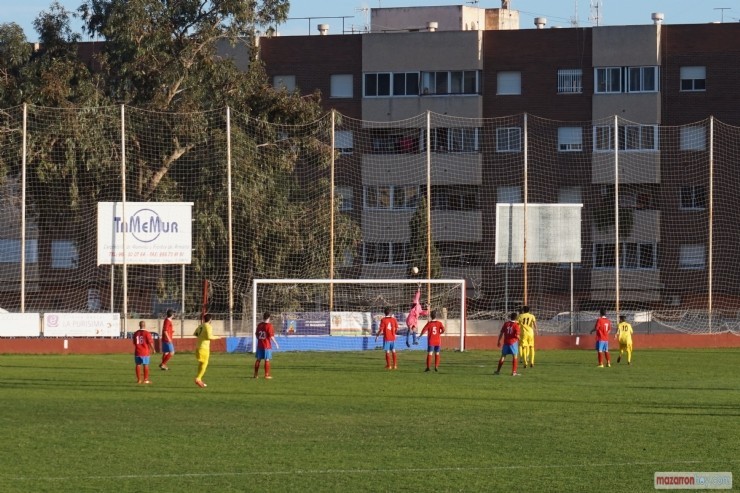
<box><xmin>246</xmin><ymin>279</ymin><xmax>466</xmax><ymax>352</ymax></box>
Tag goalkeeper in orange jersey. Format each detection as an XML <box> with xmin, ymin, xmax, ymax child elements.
<box><xmin>517</xmin><ymin>305</ymin><xmax>538</xmax><ymax>368</ymax></box>
<box><xmin>616</xmin><ymin>315</ymin><xmax>634</xmax><ymax>365</ymax></box>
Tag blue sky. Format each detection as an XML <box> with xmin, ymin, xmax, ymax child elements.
<box><xmin>5</xmin><ymin>0</ymin><xmax>738</xmax><ymax>41</ymax></box>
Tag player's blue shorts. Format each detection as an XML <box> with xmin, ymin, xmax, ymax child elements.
<box><xmin>596</xmin><ymin>341</ymin><xmax>609</xmax><ymax>352</ymax></box>
<box><xmin>383</xmin><ymin>341</ymin><xmax>396</xmax><ymax>351</ymax></box>
<box><xmin>427</xmin><ymin>345</ymin><xmax>441</xmax><ymax>353</ymax></box>
<box><xmin>256</xmin><ymin>348</ymin><xmax>273</xmax><ymax>360</ymax></box>
<box><xmin>161</xmin><ymin>342</ymin><xmax>174</xmax><ymax>353</ymax></box>
<box><xmin>134</xmin><ymin>356</ymin><xmax>150</xmax><ymax>365</ymax></box>
<box><xmin>502</xmin><ymin>342</ymin><xmax>518</xmax><ymax>357</ymax></box>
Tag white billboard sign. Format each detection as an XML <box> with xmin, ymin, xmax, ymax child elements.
<box><xmin>97</xmin><ymin>202</ymin><xmax>193</xmax><ymax>265</ymax></box>
<box><xmin>43</xmin><ymin>313</ymin><xmax>121</xmax><ymax>337</ymax></box>
<box><xmin>0</xmin><ymin>313</ymin><xmax>41</xmax><ymax>337</ymax></box>
<box><xmin>495</xmin><ymin>203</ymin><xmax>582</xmax><ymax>264</ymax></box>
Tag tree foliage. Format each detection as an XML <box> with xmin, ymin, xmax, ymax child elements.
<box><xmin>0</xmin><ymin>0</ymin><xmax>360</xmax><ymax>314</ymax></box>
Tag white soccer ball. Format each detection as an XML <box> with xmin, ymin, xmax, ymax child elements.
<box><xmin>412</xmin><ymin>266</ymin><xmax>419</xmax><ymax>274</ymax></box>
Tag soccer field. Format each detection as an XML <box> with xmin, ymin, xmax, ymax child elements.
<box><xmin>0</xmin><ymin>349</ymin><xmax>737</xmax><ymax>492</ymax></box>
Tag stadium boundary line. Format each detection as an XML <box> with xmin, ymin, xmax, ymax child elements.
<box><xmin>4</xmin><ymin>459</ymin><xmax>735</xmax><ymax>482</ymax></box>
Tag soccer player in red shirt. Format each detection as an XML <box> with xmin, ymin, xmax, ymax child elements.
<box><xmin>133</xmin><ymin>320</ymin><xmax>155</xmax><ymax>384</ymax></box>
<box><xmin>375</xmin><ymin>307</ymin><xmax>399</xmax><ymax>369</ymax></box>
<box><xmin>254</xmin><ymin>312</ymin><xmax>280</xmax><ymax>379</ymax></box>
<box><xmin>590</xmin><ymin>308</ymin><xmax>612</xmax><ymax>368</ymax></box>
<box><xmin>495</xmin><ymin>312</ymin><xmax>521</xmax><ymax>376</ymax></box>
<box><xmin>159</xmin><ymin>309</ymin><xmax>175</xmax><ymax>370</ymax></box>
<box><xmin>419</xmin><ymin>310</ymin><xmax>445</xmax><ymax>372</ymax></box>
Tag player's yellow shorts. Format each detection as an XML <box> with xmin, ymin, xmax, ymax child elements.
<box><xmin>521</xmin><ymin>333</ymin><xmax>534</xmax><ymax>347</ymax></box>
<box><xmin>619</xmin><ymin>342</ymin><xmax>632</xmax><ymax>351</ymax></box>
<box><xmin>195</xmin><ymin>348</ymin><xmax>210</xmax><ymax>364</ymax></box>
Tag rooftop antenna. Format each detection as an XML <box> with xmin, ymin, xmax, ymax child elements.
<box><xmin>570</xmin><ymin>0</ymin><xmax>579</xmax><ymax>27</ymax></box>
<box><xmin>466</xmin><ymin>0</ymin><xmax>480</xmax><ymax>5</ymax></box>
<box><xmin>589</xmin><ymin>0</ymin><xmax>603</xmax><ymax>26</ymax></box>
<box><xmin>713</xmin><ymin>7</ymin><xmax>730</xmax><ymax>22</ymax></box>
<box><xmin>355</xmin><ymin>6</ymin><xmax>370</xmax><ymax>32</ymax></box>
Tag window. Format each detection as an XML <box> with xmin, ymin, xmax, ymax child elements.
<box><xmin>595</xmin><ymin>67</ymin><xmax>621</xmax><ymax>93</ymax></box>
<box><xmin>680</xmin><ymin>126</ymin><xmax>706</xmax><ymax>151</ymax></box>
<box><xmin>680</xmin><ymin>66</ymin><xmax>706</xmax><ymax>92</ymax></box>
<box><xmin>449</xmin><ymin>71</ymin><xmax>480</xmax><ymax>94</ymax></box>
<box><xmin>496</xmin><ymin>127</ymin><xmax>521</xmax><ymax>152</ymax></box>
<box><xmin>593</xmin><ymin>242</ymin><xmax>657</xmax><ymax>269</ymax></box>
<box><xmin>422</xmin><ymin>128</ymin><xmax>480</xmax><ymax>153</ymax></box>
<box><xmin>370</xmin><ymin>130</ymin><xmax>419</xmax><ymax>154</ymax></box>
<box><xmin>623</xmin><ymin>125</ymin><xmax>657</xmax><ymax>150</ymax></box>
<box><xmin>437</xmin><ymin>242</ymin><xmax>483</xmax><ymax>267</ymax></box>
<box><xmin>680</xmin><ymin>185</ymin><xmax>707</xmax><ymax>210</ymax></box>
<box><xmin>559</xmin><ymin>186</ymin><xmax>582</xmax><ymax>204</ymax></box>
<box><xmin>335</xmin><ymin>186</ymin><xmax>353</xmax><ymax>211</ymax></box>
<box><xmin>593</xmin><ymin>125</ymin><xmax>658</xmax><ymax>151</ymax></box>
<box><xmin>557</xmin><ymin>69</ymin><xmax>582</xmax><ymax>93</ymax></box>
<box><xmin>330</xmin><ymin>74</ymin><xmax>353</xmax><ymax>98</ymax></box>
<box><xmin>393</xmin><ymin>72</ymin><xmax>420</xmax><ymax>96</ymax></box>
<box><xmin>679</xmin><ymin>244</ymin><xmax>705</xmax><ymax>269</ymax></box>
<box><xmin>51</xmin><ymin>240</ymin><xmax>78</xmax><ymax>269</ymax></box>
<box><xmin>558</xmin><ymin>127</ymin><xmax>583</xmax><ymax>152</ymax></box>
<box><xmin>364</xmin><ymin>186</ymin><xmax>419</xmax><ymax>210</ymax></box>
<box><xmin>334</xmin><ymin>130</ymin><xmax>353</xmax><ymax>154</ymax></box>
<box><xmin>431</xmin><ymin>186</ymin><xmax>480</xmax><ymax>211</ymax></box>
<box><xmin>364</xmin><ymin>73</ymin><xmax>391</xmax><ymax>96</ymax></box>
<box><xmin>0</xmin><ymin>239</ymin><xmax>38</xmax><ymax>263</ymax></box>
<box><xmin>273</xmin><ymin>75</ymin><xmax>295</xmax><ymax>92</ymax></box>
<box><xmin>363</xmin><ymin>242</ymin><xmax>410</xmax><ymax>265</ymax></box>
<box><xmin>627</xmin><ymin>66</ymin><xmax>658</xmax><ymax>92</ymax></box>
<box><xmin>497</xmin><ymin>186</ymin><xmax>522</xmax><ymax>204</ymax></box>
<box><xmin>497</xmin><ymin>72</ymin><xmax>521</xmax><ymax>95</ymax></box>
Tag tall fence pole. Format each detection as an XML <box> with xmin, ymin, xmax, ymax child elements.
<box><xmin>523</xmin><ymin>113</ymin><xmax>528</xmax><ymax>306</ymax></box>
<box><xmin>21</xmin><ymin>104</ymin><xmax>27</xmax><ymax>313</ymax></box>
<box><xmin>121</xmin><ymin>104</ymin><xmax>128</xmax><ymax>333</ymax></box>
<box><xmin>226</xmin><ymin>106</ymin><xmax>234</xmax><ymax>336</ymax></box>
<box><xmin>329</xmin><ymin>110</ymin><xmax>336</xmax><ymax>311</ymax></box>
<box><xmin>613</xmin><ymin>115</ymin><xmax>620</xmax><ymax>317</ymax></box>
<box><xmin>708</xmin><ymin>116</ymin><xmax>714</xmax><ymax>333</ymax></box>
<box><xmin>426</xmin><ymin>111</ymin><xmax>432</xmax><ymax>302</ymax></box>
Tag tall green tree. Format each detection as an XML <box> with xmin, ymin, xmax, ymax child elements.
<box><xmin>0</xmin><ymin>0</ymin><xmax>359</xmax><ymax>313</ymax></box>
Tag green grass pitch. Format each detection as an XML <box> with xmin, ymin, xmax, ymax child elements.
<box><xmin>0</xmin><ymin>349</ymin><xmax>738</xmax><ymax>492</ymax></box>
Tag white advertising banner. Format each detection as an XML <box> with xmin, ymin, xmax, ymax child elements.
<box><xmin>97</xmin><ymin>202</ymin><xmax>193</xmax><ymax>265</ymax></box>
<box><xmin>43</xmin><ymin>313</ymin><xmax>121</xmax><ymax>337</ymax></box>
<box><xmin>0</xmin><ymin>313</ymin><xmax>41</xmax><ymax>337</ymax></box>
<box><xmin>330</xmin><ymin>312</ymin><xmax>373</xmax><ymax>336</ymax></box>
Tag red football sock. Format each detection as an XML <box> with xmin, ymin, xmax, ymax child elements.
<box><xmin>265</xmin><ymin>360</ymin><xmax>271</xmax><ymax>376</ymax></box>
<box><xmin>135</xmin><ymin>365</ymin><xmax>141</xmax><ymax>381</ymax></box>
<box><xmin>392</xmin><ymin>352</ymin><xmax>397</xmax><ymax>367</ymax></box>
<box><xmin>162</xmin><ymin>353</ymin><xmax>172</xmax><ymax>365</ymax></box>
<box><xmin>385</xmin><ymin>353</ymin><xmax>391</xmax><ymax>367</ymax></box>
<box><xmin>513</xmin><ymin>358</ymin><xmax>518</xmax><ymax>373</ymax></box>
<box><xmin>605</xmin><ymin>352</ymin><xmax>611</xmax><ymax>364</ymax></box>
<box><xmin>598</xmin><ymin>352</ymin><xmax>603</xmax><ymax>366</ymax></box>
<box><xmin>253</xmin><ymin>360</ymin><xmax>260</xmax><ymax>376</ymax></box>
<box><xmin>426</xmin><ymin>354</ymin><xmax>431</xmax><ymax>369</ymax></box>
<box><xmin>434</xmin><ymin>353</ymin><xmax>440</xmax><ymax>368</ymax></box>
<box><xmin>143</xmin><ymin>366</ymin><xmax>149</xmax><ymax>380</ymax></box>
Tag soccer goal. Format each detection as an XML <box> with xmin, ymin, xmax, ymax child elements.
<box><xmin>250</xmin><ymin>279</ymin><xmax>467</xmax><ymax>352</ymax></box>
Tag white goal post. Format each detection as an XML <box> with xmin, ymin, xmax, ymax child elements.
<box><xmin>252</xmin><ymin>279</ymin><xmax>467</xmax><ymax>352</ymax></box>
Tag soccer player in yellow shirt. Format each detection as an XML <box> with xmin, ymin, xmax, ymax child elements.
<box><xmin>616</xmin><ymin>315</ymin><xmax>633</xmax><ymax>365</ymax></box>
<box><xmin>194</xmin><ymin>313</ymin><xmax>219</xmax><ymax>388</ymax></box>
<box><xmin>517</xmin><ymin>306</ymin><xmax>538</xmax><ymax>368</ymax></box>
